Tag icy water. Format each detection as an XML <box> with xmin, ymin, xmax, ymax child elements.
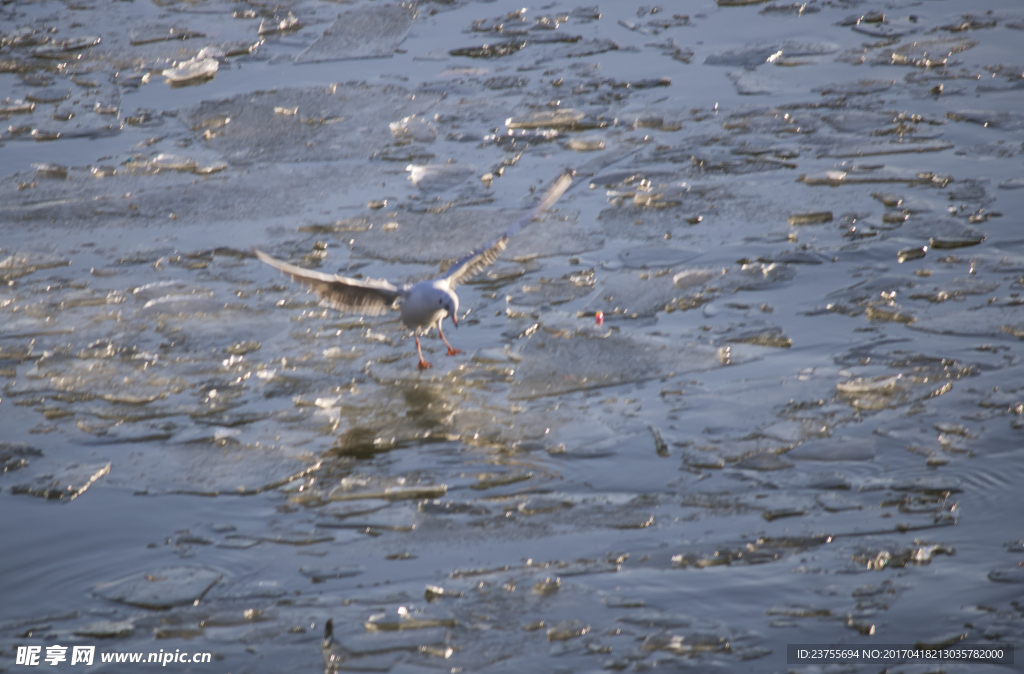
<box><xmin>2</xmin><ymin>0</ymin><xmax>1024</xmax><ymax>671</ymax></box>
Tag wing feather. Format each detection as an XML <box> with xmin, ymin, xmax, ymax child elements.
<box><xmin>254</xmin><ymin>250</ymin><xmax>403</xmax><ymax>316</ymax></box>
<box><xmin>443</xmin><ymin>170</ymin><xmax>574</xmax><ymax>287</ymax></box>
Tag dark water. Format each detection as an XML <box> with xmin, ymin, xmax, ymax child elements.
<box><xmin>2</xmin><ymin>0</ymin><xmax>1023</xmax><ymax>671</ymax></box>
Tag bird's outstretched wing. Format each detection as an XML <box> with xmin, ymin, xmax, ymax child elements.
<box><xmin>443</xmin><ymin>170</ymin><xmax>574</xmax><ymax>288</ymax></box>
<box><xmin>254</xmin><ymin>249</ymin><xmax>403</xmax><ymax>316</ymax></box>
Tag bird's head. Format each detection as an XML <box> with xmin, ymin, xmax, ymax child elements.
<box><xmin>439</xmin><ymin>289</ymin><xmax>459</xmax><ymax>328</ymax></box>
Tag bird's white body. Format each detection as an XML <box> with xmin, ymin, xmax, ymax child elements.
<box><xmin>255</xmin><ymin>171</ymin><xmax>572</xmax><ymax>369</ymax></box>
<box><xmin>401</xmin><ymin>280</ymin><xmax>458</xmax><ymax>334</ymax></box>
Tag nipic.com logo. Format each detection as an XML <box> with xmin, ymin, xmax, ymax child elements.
<box><xmin>16</xmin><ymin>646</ymin><xmax>93</xmax><ymax>666</ymax></box>
<box><xmin>15</xmin><ymin>645</ymin><xmax>213</xmax><ymax>666</ymax></box>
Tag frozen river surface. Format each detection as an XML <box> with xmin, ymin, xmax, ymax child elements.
<box><xmin>2</xmin><ymin>0</ymin><xmax>1024</xmax><ymax>671</ymax></box>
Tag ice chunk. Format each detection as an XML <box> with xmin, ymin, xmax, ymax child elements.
<box><xmin>989</xmin><ymin>567</ymin><xmax>1024</xmax><ymax>584</ymax></box>
<box><xmin>365</xmin><ymin>606</ymin><xmax>456</xmax><ymax>631</ymax></box>
<box><xmin>910</xmin><ymin>303</ymin><xmax>1024</xmax><ymax>339</ymax></box>
<box><xmin>27</xmin><ymin>86</ymin><xmax>72</xmax><ymax>103</ymax></box>
<box><xmin>0</xmin><ymin>99</ymin><xmax>35</xmax><ymax>115</ymax></box>
<box><xmin>537</xmin><ymin>37</ymin><xmax>619</xmax><ymax>60</ymax></box>
<box><xmin>511</xmin><ymin>329</ymin><xmax>723</xmax><ymax>399</ymax></box>
<box><xmin>788</xmin><ymin>438</ymin><xmax>876</xmax><ymax>462</ymax></box>
<box><xmin>389</xmin><ymin>115</ymin><xmax>437</xmax><ymax>143</ymax></box>
<box><xmin>31</xmin><ymin>163</ymin><xmax>68</xmax><ymax>179</ymax></box>
<box><xmin>450</xmin><ymin>42</ymin><xmax>528</xmax><ymax>58</ymax></box>
<box><xmin>641</xmin><ymin>631</ymin><xmax>730</xmax><ymax>654</ymax></box>
<box><xmin>150</xmin><ymin>153</ymin><xmax>198</xmax><ymax>172</ymax></box>
<box><xmin>129</xmin><ymin>24</ymin><xmax>205</xmax><ymax>45</ymax></box>
<box><xmin>299</xmin><ymin>565</ymin><xmax>364</xmax><ymax>582</ymax></box>
<box><xmin>735</xmin><ymin>452</ymin><xmax>794</xmax><ymax>471</ymax></box>
<box><xmin>673</xmin><ymin>268</ymin><xmax>720</xmax><ymax>290</ymax></box>
<box><xmin>94</xmin><ymin>566</ymin><xmax>222</xmax><ymax>609</ymax></box>
<box><xmin>566</xmin><ymin>136</ymin><xmax>605</xmax><ymax>151</ymax></box>
<box><xmin>186</xmin><ymin>86</ymin><xmax>442</xmax><ymax>165</ymax></box>
<box><xmin>328</xmin><ymin>475</ymin><xmax>447</xmax><ymax>501</ymax></box>
<box><xmin>507</xmin><ymin>109</ymin><xmax>584</xmax><ymax>129</ymax></box>
<box><xmin>887</xmin><ymin>39</ymin><xmax>976</xmax><ymax>68</ymax></box>
<box><xmin>348</xmin><ymin>209</ymin><xmax>594</xmax><ymax>264</ymax></box>
<box><xmin>547</xmin><ymin>620</ymin><xmax>589</xmax><ymax>641</ymax></box>
<box><xmin>297</xmin><ymin>4</ymin><xmax>416</xmax><ymax>63</ymax></box>
<box><xmin>258</xmin><ymin>12</ymin><xmax>302</xmax><ymax>36</ymax></box>
<box><xmin>788</xmin><ymin>211</ymin><xmax>832</xmax><ymax>226</ymax></box>
<box><xmin>837</xmin><ymin>375</ymin><xmax>905</xmax><ymax>395</ymax></box>
<box><xmin>162</xmin><ymin>56</ymin><xmax>218</xmax><ymax>86</ymax></box>
<box><xmin>406</xmin><ymin>163</ymin><xmax>475</xmax><ymax>189</ymax></box>
<box><xmin>195</xmin><ymin>46</ymin><xmax>225</xmax><ymax>61</ymax></box>
<box><xmin>706</xmin><ymin>41</ymin><xmax>838</xmax><ymax>67</ymax></box>
<box><xmin>593</xmin><ymin>271</ymin><xmax>683</xmax><ymax>317</ymax></box>
<box><xmin>32</xmin><ymin>36</ymin><xmax>101</xmax><ymax>58</ymax></box>
<box><xmin>727</xmin><ymin>327</ymin><xmax>792</xmax><ymax>348</ymax></box>
<box><xmin>73</xmin><ymin>620</ymin><xmax>135</xmax><ymax>638</ymax></box>
<box><xmin>618</xmin><ymin>246</ymin><xmax>699</xmax><ymax>269</ymax></box>
<box><xmin>819</xmin><ymin>80</ymin><xmax>894</xmax><ymax>96</ymax></box>
<box><xmin>11</xmin><ymin>462</ymin><xmax>110</xmax><ymax>501</ymax></box>
<box><xmin>825</xmin><ymin>141</ymin><xmax>954</xmax><ymax>158</ymax></box>
<box><xmin>0</xmin><ymin>252</ymin><xmax>72</xmax><ymax>280</ymax></box>
<box><xmin>836</xmin><ymin>375</ymin><xmax>912</xmax><ymax>410</ymax></box>
<box><xmin>139</xmin><ymin>295</ymin><xmax>222</xmax><ymax>316</ymax></box>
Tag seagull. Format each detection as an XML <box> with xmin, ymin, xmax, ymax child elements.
<box><xmin>255</xmin><ymin>170</ymin><xmax>573</xmax><ymax>369</ymax></box>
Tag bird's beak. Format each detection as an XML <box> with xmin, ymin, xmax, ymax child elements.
<box><xmin>452</xmin><ymin>314</ymin><xmax>459</xmax><ymax>329</ymax></box>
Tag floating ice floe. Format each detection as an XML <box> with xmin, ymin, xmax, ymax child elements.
<box><xmin>151</xmin><ymin>153</ymin><xmax>198</xmax><ymax>171</ymax></box>
<box><xmin>706</xmin><ymin>41</ymin><xmax>839</xmax><ymax>67</ymax></box>
<box><xmin>1</xmin><ymin>99</ymin><xmax>35</xmax><ymax>115</ymax></box>
<box><xmin>123</xmin><ymin>152</ymin><xmax>226</xmax><ymax>175</ymax></box>
<box><xmin>824</xmin><ymin>140</ymin><xmax>954</xmax><ymax>158</ymax></box>
<box><xmin>129</xmin><ymin>23</ymin><xmax>204</xmax><ymax>45</ymax></box>
<box><xmin>73</xmin><ymin>620</ymin><xmax>135</xmax><ymax>638</ymax></box>
<box><xmin>299</xmin><ymin>565</ymin><xmax>364</xmax><ymax>582</ymax></box>
<box><xmin>32</xmin><ymin>162</ymin><xmax>68</xmax><ymax>179</ymax></box>
<box><xmin>297</xmin><ymin>4</ymin><xmax>415</xmax><ymax>62</ymax></box>
<box><xmin>618</xmin><ymin>246</ymin><xmax>700</xmax><ymax>269</ymax></box>
<box><xmin>328</xmin><ymin>478</ymin><xmax>447</xmax><ymax>502</ymax></box>
<box><xmin>390</xmin><ymin>115</ymin><xmax>437</xmax><ymax>143</ymax></box>
<box><xmin>673</xmin><ymin>268</ymin><xmax>721</xmax><ymax>290</ymax></box>
<box><xmin>406</xmin><ymin>163</ymin><xmax>475</xmax><ymax>189</ymax></box>
<box><xmin>566</xmin><ymin>136</ymin><xmax>605</xmax><ymax>151</ymax></box>
<box><xmin>163</xmin><ymin>48</ymin><xmax>223</xmax><ymax>86</ymax></box>
<box><xmin>11</xmin><ymin>462</ymin><xmax>111</xmax><ymax>501</ymax></box>
<box><xmin>886</xmin><ymin>39</ymin><xmax>976</xmax><ymax>68</ymax></box>
<box><xmin>27</xmin><ymin>86</ymin><xmax>72</xmax><ymax>103</ymax></box>
<box><xmin>259</xmin><ymin>12</ymin><xmax>302</xmax><ymax>36</ymax></box>
<box><xmin>0</xmin><ymin>252</ymin><xmax>71</xmax><ymax>280</ymax></box>
<box><xmin>788</xmin><ymin>437</ymin><xmax>877</xmax><ymax>462</ymax></box>
<box><xmin>788</xmin><ymin>211</ymin><xmax>833</xmax><ymax>226</ymax></box>
<box><xmin>32</xmin><ymin>35</ymin><xmax>101</xmax><ymax>58</ymax></box>
<box><xmin>507</xmin><ymin>108</ymin><xmax>584</xmax><ymax>129</ymax></box>
<box><xmin>346</xmin><ymin>208</ymin><xmax>592</xmax><ymax>264</ymax></box>
<box><xmin>511</xmin><ymin>328</ymin><xmax>726</xmax><ymax>400</ymax></box>
<box><xmin>364</xmin><ymin>606</ymin><xmax>457</xmax><ymax>631</ymax></box>
<box><xmin>139</xmin><ymin>294</ymin><xmax>222</xmax><ymax>316</ymax></box>
<box><xmin>946</xmin><ymin>109</ymin><xmax>1024</xmax><ymax>131</ymax></box>
<box><xmin>186</xmin><ymin>85</ymin><xmax>440</xmax><ymax>164</ymax></box>
<box><xmin>94</xmin><ymin>566</ymin><xmax>222</xmax><ymax>609</ymax></box>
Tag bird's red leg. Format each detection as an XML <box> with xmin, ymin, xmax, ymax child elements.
<box><xmin>415</xmin><ymin>335</ymin><xmax>432</xmax><ymax>370</ymax></box>
<box><xmin>438</xmin><ymin>320</ymin><xmax>461</xmax><ymax>356</ymax></box>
